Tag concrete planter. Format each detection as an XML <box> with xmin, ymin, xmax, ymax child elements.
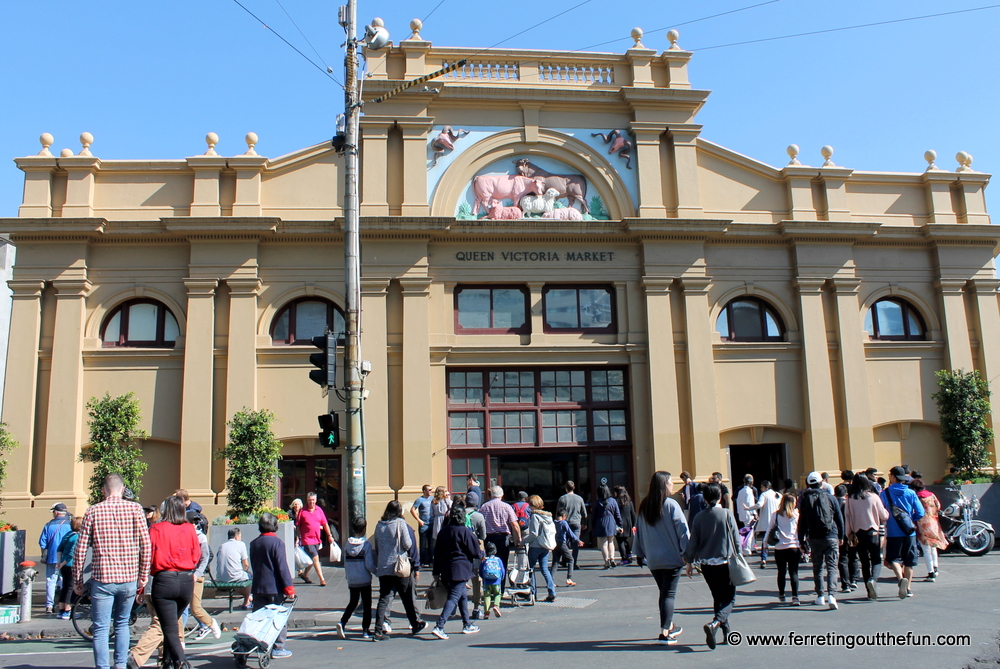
<box><xmin>208</xmin><ymin>522</ymin><xmax>297</xmax><ymax>582</ymax></box>
<box><xmin>0</xmin><ymin>530</ymin><xmax>26</xmax><ymax>596</ymax></box>
<box><xmin>926</xmin><ymin>483</ymin><xmax>998</xmax><ymax>547</ymax></box>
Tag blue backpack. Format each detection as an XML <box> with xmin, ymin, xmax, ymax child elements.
<box><xmin>482</xmin><ymin>556</ymin><xmax>504</xmax><ymax>582</ymax></box>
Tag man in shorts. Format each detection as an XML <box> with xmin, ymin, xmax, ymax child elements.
<box><xmin>295</xmin><ymin>492</ymin><xmax>332</xmax><ymax>586</ymax></box>
<box><xmin>880</xmin><ymin>466</ymin><xmax>925</xmax><ymax>599</ymax></box>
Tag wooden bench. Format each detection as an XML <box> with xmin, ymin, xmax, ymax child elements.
<box><xmin>205</xmin><ymin>578</ymin><xmax>252</xmax><ymax>613</ymax></box>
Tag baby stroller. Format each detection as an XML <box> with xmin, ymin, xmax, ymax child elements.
<box><xmin>232</xmin><ymin>598</ymin><xmax>295</xmax><ymax>668</ymax></box>
<box><xmin>506</xmin><ymin>544</ymin><xmax>535</xmax><ymax>607</ymax></box>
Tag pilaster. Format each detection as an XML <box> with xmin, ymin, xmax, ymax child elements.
<box><xmin>360</xmin><ymin>119</ymin><xmax>393</xmax><ymax>216</ymax></box>
<box><xmin>398</xmin><ymin>118</ymin><xmax>435</xmax><ymax>216</ymax></box>
<box><xmin>187</xmin><ymin>156</ymin><xmax>228</xmax><ymax>217</ymax></box>
<box><xmin>400</xmin><ymin>277</ymin><xmax>433</xmax><ymax>488</ymax></box>
<box><xmin>629</xmin><ymin>123</ymin><xmax>667</xmax><ymax>218</ymax></box>
<box><xmin>228</xmin><ymin>155</ymin><xmax>269</xmax><ymax>217</ymax></box>
<box><xmin>680</xmin><ymin>277</ymin><xmax>719</xmax><ymax>476</ymax></box>
<box><xmin>400</xmin><ymin>39</ymin><xmax>431</xmax><ymax>78</ymax></box>
<box><xmin>360</xmin><ymin>278</ymin><xmax>390</xmax><ymax>495</ymax></box>
<box><xmin>59</xmin><ymin>156</ymin><xmax>101</xmax><ymax>218</ymax></box>
<box><xmin>642</xmin><ymin>277</ymin><xmax>682</xmax><ymax>473</ymax></box>
<box><xmin>970</xmin><ymin>279</ymin><xmax>1000</xmax><ymax>468</ymax></box>
<box><xmin>794</xmin><ymin>278</ymin><xmax>838</xmax><ymax>473</ymax></box>
<box><xmin>936</xmin><ymin>278</ymin><xmax>974</xmax><ymax>371</ymax></box>
<box><xmin>626</xmin><ymin>47</ymin><xmax>657</xmax><ymax>87</ymax></box>
<box><xmin>781</xmin><ymin>166</ymin><xmax>819</xmax><ymax>221</ymax></box>
<box><xmin>180</xmin><ymin>278</ymin><xmax>218</xmax><ymax>505</ymax></box>
<box><xmin>14</xmin><ymin>157</ymin><xmax>57</xmax><ymax>217</ymax></box>
<box><xmin>818</xmin><ymin>167</ymin><xmax>854</xmax><ymax>220</ymax></box>
<box><xmin>668</xmin><ymin>126</ymin><xmax>703</xmax><ymax>219</ymax></box>
<box><xmin>830</xmin><ymin>278</ymin><xmax>875</xmax><ymax>469</ymax></box>
<box><xmin>923</xmin><ymin>171</ymin><xmax>959</xmax><ymax>225</ymax></box>
<box><xmin>225</xmin><ymin>277</ymin><xmax>261</xmax><ymax>421</ymax></box>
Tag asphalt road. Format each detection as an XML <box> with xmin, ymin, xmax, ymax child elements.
<box><xmin>3</xmin><ymin>549</ymin><xmax>998</xmax><ymax>668</ymax></box>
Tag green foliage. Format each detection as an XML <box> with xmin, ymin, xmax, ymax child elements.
<box><xmin>456</xmin><ymin>202</ymin><xmax>474</xmax><ymax>219</ymax></box>
<box><xmin>81</xmin><ymin>393</ymin><xmax>149</xmax><ymax>505</ymax></box>
<box><xmin>932</xmin><ymin>369</ymin><xmax>995</xmax><ymax>475</ymax></box>
<box><xmin>217</xmin><ymin>408</ymin><xmax>284</xmax><ymax>517</ymax></box>
<box><xmin>0</xmin><ymin>423</ymin><xmax>20</xmax><ymax>514</ymax></box>
<box><xmin>588</xmin><ymin>196</ymin><xmax>609</xmax><ymax>220</ymax></box>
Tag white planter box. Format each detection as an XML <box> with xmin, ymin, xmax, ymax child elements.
<box><xmin>0</xmin><ymin>530</ymin><xmax>26</xmax><ymax>596</ymax></box>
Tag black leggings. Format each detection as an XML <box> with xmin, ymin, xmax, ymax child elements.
<box><xmin>855</xmin><ymin>528</ymin><xmax>883</xmax><ymax>582</ymax></box>
<box><xmin>774</xmin><ymin>547</ymin><xmax>801</xmax><ymax>597</ymax></box>
<box><xmin>701</xmin><ymin>564</ymin><xmax>736</xmax><ymax>624</ymax></box>
<box><xmin>151</xmin><ymin>570</ymin><xmax>194</xmax><ymax>667</ymax></box>
<box><xmin>616</xmin><ymin>535</ymin><xmax>632</xmax><ymax>559</ymax></box>
<box><xmin>342</xmin><ymin>585</ymin><xmax>372</xmax><ymax>631</ymax></box>
<box><xmin>57</xmin><ymin>565</ymin><xmax>75</xmax><ymax>606</ymax></box>
<box><xmin>649</xmin><ymin>568</ymin><xmax>681</xmax><ymax>631</ymax></box>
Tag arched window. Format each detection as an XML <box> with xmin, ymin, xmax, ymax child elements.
<box><xmin>715</xmin><ymin>297</ymin><xmax>784</xmax><ymax>342</ymax></box>
<box><xmin>864</xmin><ymin>298</ymin><xmax>926</xmax><ymax>341</ymax></box>
<box><xmin>271</xmin><ymin>297</ymin><xmax>346</xmax><ymax>345</ymax></box>
<box><xmin>101</xmin><ymin>299</ymin><xmax>180</xmax><ymax>348</ymax></box>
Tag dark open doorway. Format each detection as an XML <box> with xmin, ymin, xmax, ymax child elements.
<box><xmin>728</xmin><ymin>443</ymin><xmax>787</xmax><ymax>490</ymax></box>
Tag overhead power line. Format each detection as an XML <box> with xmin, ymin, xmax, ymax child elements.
<box><xmin>273</xmin><ymin>0</ymin><xmax>331</xmax><ymax>69</ymax></box>
<box><xmin>693</xmin><ymin>3</ymin><xmax>1000</xmax><ymax>50</ymax></box>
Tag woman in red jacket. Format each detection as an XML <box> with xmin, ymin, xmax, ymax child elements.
<box><xmin>149</xmin><ymin>495</ymin><xmax>202</xmax><ymax>669</ymax></box>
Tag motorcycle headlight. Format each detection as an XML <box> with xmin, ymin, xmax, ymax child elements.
<box><xmin>972</xmin><ymin>498</ymin><xmax>981</xmax><ymax>513</ymax></box>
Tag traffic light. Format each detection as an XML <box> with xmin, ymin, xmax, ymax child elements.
<box><xmin>309</xmin><ymin>332</ymin><xmax>337</xmax><ymax>389</ymax></box>
<box><xmin>318</xmin><ymin>412</ymin><xmax>339</xmax><ymax>449</ymax></box>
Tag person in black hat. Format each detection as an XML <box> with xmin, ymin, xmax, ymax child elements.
<box><xmin>880</xmin><ymin>466</ymin><xmax>925</xmax><ymax>599</ymax></box>
<box><xmin>39</xmin><ymin>502</ymin><xmax>72</xmax><ymax>613</ymax></box>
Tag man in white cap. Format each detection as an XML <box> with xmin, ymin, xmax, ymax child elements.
<box><xmin>797</xmin><ymin>471</ymin><xmax>844</xmax><ymax>610</ymax></box>
<box><xmin>39</xmin><ymin>502</ymin><xmax>72</xmax><ymax>613</ymax></box>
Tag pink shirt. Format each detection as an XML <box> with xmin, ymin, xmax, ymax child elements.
<box><xmin>296</xmin><ymin>506</ymin><xmax>327</xmax><ymax>546</ymax></box>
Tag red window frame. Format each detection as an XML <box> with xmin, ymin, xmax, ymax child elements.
<box><xmin>716</xmin><ymin>296</ymin><xmax>785</xmax><ymax>342</ymax></box>
<box><xmin>454</xmin><ymin>285</ymin><xmax>530</xmax><ymax>335</ymax></box>
<box><xmin>541</xmin><ymin>285</ymin><xmax>616</xmax><ymax>334</ymax></box>
<box><xmin>865</xmin><ymin>298</ymin><xmax>926</xmax><ymax>341</ymax></box>
<box><xmin>270</xmin><ymin>297</ymin><xmax>346</xmax><ymax>345</ymax></box>
<box><xmin>100</xmin><ymin>299</ymin><xmax>179</xmax><ymax>349</ymax></box>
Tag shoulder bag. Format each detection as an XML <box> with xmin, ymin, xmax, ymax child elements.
<box><xmin>726</xmin><ymin>511</ymin><xmax>757</xmax><ymax>586</ymax></box>
<box><xmin>885</xmin><ymin>488</ymin><xmax>916</xmax><ymax>536</ymax></box>
<box><xmin>393</xmin><ymin>521</ymin><xmax>412</xmax><ymax>578</ymax></box>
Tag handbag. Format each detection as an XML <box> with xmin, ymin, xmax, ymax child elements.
<box><xmin>393</xmin><ymin>552</ymin><xmax>411</xmax><ymax>578</ymax></box>
<box><xmin>425</xmin><ymin>579</ymin><xmax>447</xmax><ymax>610</ymax></box>
<box><xmin>725</xmin><ymin>512</ymin><xmax>757</xmax><ymax>586</ymax></box>
<box><xmin>766</xmin><ymin>524</ymin><xmax>781</xmax><ymax>546</ymax></box>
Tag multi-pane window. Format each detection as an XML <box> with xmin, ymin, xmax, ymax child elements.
<box><xmin>864</xmin><ymin>298</ymin><xmax>926</xmax><ymax>341</ymax></box>
<box><xmin>450</xmin><ymin>457</ymin><xmax>485</xmax><ymax>496</ymax></box>
<box><xmin>101</xmin><ymin>299</ymin><xmax>180</xmax><ymax>348</ymax></box>
<box><xmin>455</xmin><ymin>286</ymin><xmax>529</xmax><ymax>333</ymax></box>
<box><xmin>543</xmin><ymin>286</ymin><xmax>615</xmax><ymax>332</ymax></box>
<box><xmin>447</xmin><ymin>367</ymin><xmax>629</xmax><ymax>449</ymax></box>
<box><xmin>271</xmin><ymin>298</ymin><xmax>346</xmax><ymax>345</ymax></box>
<box><xmin>715</xmin><ymin>297</ymin><xmax>784</xmax><ymax>342</ymax></box>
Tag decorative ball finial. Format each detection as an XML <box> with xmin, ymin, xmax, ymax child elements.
<box><xmin>924</xmin><ymin>149</ymin><xmax>939</xmax><ymax>171</ymax></box>
<box><xmin>244</xmin><ymin>132</ymin><xmax>258</xmax><ymax>156</ymax></box>
<box><xmin>79</xmin><ymin>132</ymin><xmax>94</xmax><ymax>156</ymax></box>
<box><xmin>820</xmin><ymin>145</ymin><xmax>835</xmax><ymax>167</ymax></box>
<box><xmin>630</xmin><ymin>27</ymin><xmax>644</xmax><ymax>48</ymax></box>
<box><xmin>38</xmin><ymin>133</ymin><xmax>54</xmax><ymax>156</ymax></box>
<box><xmin>786</xmin><ymin>144</ymin><xmax>801</xmax><ymax>166</ymax></box>
<box><xmin>205</xmin><ymin>132</ymin><xmax>219</xmax><ymax>156</ymax></box>
<box><xmin>956</xmin><ymin>151</ymin><xmax>973</xmax><ymax>172</ymax></box>
<box><xmin>667</xmin><ymin>29</ymin><xmax>681</xmax><ymax>50</ymax></box>
<box><xmin>409</xmin><ymin>18</ymin><xmax>422</xmax><ymax>39</ymax></box>
<box><xmin>60</xmin><ymin>148</ymin><xmax>74</xmax><ymax>158</ymax></box>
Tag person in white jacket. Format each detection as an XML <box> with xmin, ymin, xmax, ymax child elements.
<box><xmin>521</xmin><ymin>495</ymin><xmax>557</xmax><ymax>602</ymax></box>
<box><xmin>751</xmin><ymin>481</ymin><xmax>782</xmax><ymax>567</ymax></box>
<box><xmin>735</xmin><ymin>475</ymin><xmax>758</xmax><ymax>529</ymax></box>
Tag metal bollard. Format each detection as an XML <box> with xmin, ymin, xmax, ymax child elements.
<box><xmin>18</xmin><ymin>561</ymin><xmax>37</xmax><ymax>623</ymax></box>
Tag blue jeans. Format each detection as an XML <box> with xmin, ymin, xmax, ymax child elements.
<box><xmin>527</xmin><ymin>547</ymin><xmax>555</xmax><ymax>599</ymax></box>
<box><xmin>435</xmin><ymin>578</ymin><xmax>470</xmax><ymax>630</ymax></box>
<box><xmin>90</xmin><ymin>579</ymin><xmax>137</xmax><ymax>669</ymax></box>
<box><xmin>419</xmin><ymin>526</ymin><xmax>432</xmax><ymax>566</ymax></box>
<box><xmin>45</xmin><ymin>563</ymin><xmax>60</xmax><ymax>608</ymax></box>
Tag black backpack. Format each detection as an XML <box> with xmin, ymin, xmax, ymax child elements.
<box><xmin>802</xmin><ymin>489</ymin><xmax>837</xmax><ymax>539</ymax></box>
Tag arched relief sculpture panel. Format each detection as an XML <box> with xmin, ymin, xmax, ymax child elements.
<box><xmin>428</xmin><ymin>128</ymin><xmax>636</xmax><ymax>221</ymax></box>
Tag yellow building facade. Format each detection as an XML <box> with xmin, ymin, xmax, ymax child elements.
<box><xmin>2</xmin><ymin>34</ymin><xmax>998</xmax><ymax>541</ymax></box>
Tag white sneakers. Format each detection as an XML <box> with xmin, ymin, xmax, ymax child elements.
<box><xmin>898</xmin><ymin>578</ymin><xmax>909</xmax><ymax>600</ymax></box>
<box><xmin>210</xmin><ymin>618</ymin><xmax>221</xmax><ymax>639</ymax></box>
<box><xmin>828</xmin><ymin>596</ymin><xmax>838</xmax><ymax>610</ymax></box>
<box><xmin>814</xmin><ymin>595</ymin><xmax>826</xmax><ymax>607</ymax></box>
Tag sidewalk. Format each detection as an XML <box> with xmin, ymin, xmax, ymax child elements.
<box><xmin>0</xmin><ymin>550</ymin><xmax>616</xmax><ymax>640</ymax></box>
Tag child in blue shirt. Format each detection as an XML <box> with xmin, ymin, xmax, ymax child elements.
<box><xmin>479</xmin><ymin>542</ymin><xmax>506</xmax><ymax>619</ymax></box>
<box><xmin>554</xmin><ymin>511</ymin><xmax>584</xmax><ymax>586</ymax></box>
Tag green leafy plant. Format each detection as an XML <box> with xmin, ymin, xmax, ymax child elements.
<box><xmin>588</xmin><ymin>196</ymin><xmax>609</xmax><ymax>220</ymax></box>
<box><xmin>456</xmin><ymin>202</ymin><xmax>473</xmax><ymax>219</ymax></box>
<box><xmin>0</xmin><ymin>422</ymin><xmax>19</xmax><ymax>517</ymax></box>
<box><xmin>932</xmin><ymin>369</ymin><xmax>995</xmax><ymax>476</ymax></box>
<box><xmin>81</xmin><ymin>393</ymin><xmax>149</xmax><ymax>505</ymax></box>
<box><xmin>217</xmin><ymin>408</ymin><xmax>284</xmax><ymax>517</ymax></box>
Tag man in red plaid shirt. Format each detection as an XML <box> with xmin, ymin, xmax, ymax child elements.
<box><xmin>73</xmin><ymin>473</ymin><xmax>151</xmax><ymax>669</ymax></box>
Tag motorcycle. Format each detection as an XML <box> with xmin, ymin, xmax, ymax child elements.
<box><xmin>939</xmin><ymin>486</ymin><xmax>995</xmax><ymax>556</ymax></box>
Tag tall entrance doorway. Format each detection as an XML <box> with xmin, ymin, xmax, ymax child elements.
<box><xmin>728</xmin><ymin>443</ymin><xmax>787</xmax><ymax>490</ymax></box>
<box><xmin>279</xmin><ymin>455</ymin><xmax>342</xmax><ymax>535</ymax></box>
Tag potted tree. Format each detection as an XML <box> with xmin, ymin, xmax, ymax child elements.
<box><xmin>209</xmin><ymin>409</ymin><xmax>295</xmax><ymax>576</ymax></box>
<box><xmin>0</xmin><ymin>422</ymin><xmax>25</xmax><ymax>596</ymax></box>
<box><xmin>80</xmin><ymin>393</ymin><xmax>148</xmax><ymax>504</ymax></box>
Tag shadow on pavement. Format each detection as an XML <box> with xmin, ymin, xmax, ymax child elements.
<box><xmin>469</xmin><ymin>639</ymin><xmax>710</xmax><ymax>653</ymax></box>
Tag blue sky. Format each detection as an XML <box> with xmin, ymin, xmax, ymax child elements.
<box><xmin>1</xmin><ymin>0</ymin><xmax>997</xmax><ymax>217</ymax></box>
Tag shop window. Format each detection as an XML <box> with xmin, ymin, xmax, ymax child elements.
<box><xmin>101</xmin><ymin>299</ymin><xmax>180</xmax><ymax>348</ymax></box>
<box><xmin>449</xmin><ymin>457</ymin><xmax>486</xmax><ymax>496</ymax></box>
<box><xmin>540</xmin><ymin>370</ymin><xmax>586</xmax><ymax>403</ymax></box>
<box><xmin>715</xmin><ymin>297</ymin><xmax>784</xmax><ymax>342</ymax></box>
<box><xmin>271</xmin><ymin>298</ymin><xmax>346</xmax><ymax>345</ymax></box>
<box><xmin>542</xmin><ymin>285</ymin><xmax>615</xmax><ymax>333</ymax></box>
<box><xmin>593</xmin><ymin>409</ymin><xmax>627</xmax><ymax>442</ymax></box>
<box><xmin>541</xmin><ymin>410</ymin><xmax>587</xmax><ymax>443</ymax></box>
<box><xmin>449</xmin><ymin>412</ymin><xmax>484</xmax><ymax>445</ymax></box>
<box><xmin>488</xmin><ymin>370</ymin><xmax>535</xmax><ymax>404</ymax></box>
<box><xmin>455</xmin><ymin>286</ymin><xmax>529</xmax><ymax>334</ymax></box>
<box><xmin>864</xmin><ymin>298</ymin><xmax>926</xmax><ymax>341</ymax></box>
<box><xmin>590</xmin><ymin>370</ymin><xmax>626</xmax><ymax>402</ymax></box>
<box><xmin>489</xmin><ymin>411</ymin><xmax>536</xmax><ymax>445</ymax></box>
<box><xmin>448</xmin><ymin>371</ymin><xmax>484</xmax><ymax>405</ymax></box>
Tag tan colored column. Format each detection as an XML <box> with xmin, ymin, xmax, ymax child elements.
<box><xmin>937</xmin><ymin>279</ymin><xmax>974</xmax><ymax>371</ymax></box>
<box><xmin>669</xmin><ymin>127</ymin><xmax>703</xmax><ymax>219</ymax></box>
<box><xmin>795</xmin><ymin>278</ymin><xmax>838</xmax><ymax>473</ymax></box>
<box><xmin>39</xmin><ymin>279</ymin><xmax>91</xmax><ymax>502</ymax></box>
<box><xmin>782</xmin><ymin>166</ymin><xmax>819</xmax><ymax>221</ymax></box>
<box><xmin>642</xmin><ymin>277</ymin><xmax>682</xmax><ymax>473</ymax></box>
<box><xmin>360</xmin><ymin>278</ymin><xmax>391</xmax><ymax>496</ymax></box>
<box><xmin>187</xmin><ymin>156</ymin><xmax>227</xmax><ymax>217</ymax></box>
<box><xmin>179</xmin><ymin>278</ymin><xmax>218</xmax><ymax>505</ymax></box>
<box><xmin>831</xmin><ymin>279</ymin><xmax>875</xmax><ymax>469</ymax></box>
<box><xmin>970</xmin><ymin>279</ymin><xmax>1000</xmax><ymax>468</ymax></box>
<box><xmin>229</xmin><ymin>155</ymin><xmax>268</xmax><ymax>217</ymax></box>
<box><xmin>957</xmin><ymin>174</ymin><xmax>991</xmax><ymax>225</ymax></box>
<box><xmin>923</xmin><ymin>172</ymin><xmax>959</xmax><ymax>224</ymax></box>
<box><xmin>398</xmin><ymin>119</ymin><xmax>435</xmax><ymax>217</ymax></box>
<box><xmin>629</xmin><ymin>123</ymin><xmax>667</xmax><ymax>218</ymax></box>
<box><xmin>680</xmin><ymin>277</ymin><xmax>719</xmax><ymax>477</ymax></box>
<box><xmin>0</xmin><ymin>280</ymin><xmax>45</xmax><ymax>506</ymax></box>
<box><xmin>528</xmin><ymin>282</ymin><xmax>545</xmax><ymax>344</ymax></box>
<box><xmin>14</xmin><ymin>157</ymin><xmax>57</xmax><ymax>217</ymax></box>
<box><xmin>59</xmin><ymin>157</ymin><xmax>101</xmax><ymax>218</ymax></box>
<box><xmin>360</xmin><ymin>120</ymin><xmax>392</xmax><ymax>216</ymax></box>
<box><xmin>819</xmin><ymin>167</ymin><xmax>853</xmax><ymax>219</ymax></box>
<box><xmin>400</xmin><ymin>277</ymin><xmax>433</xmax><ymax>488</ymax></box>
<box><xmin>225</xmin><ymin>278</ymin><xmax>261</xmax><ymax>420</ymax></box>
<box><xmin>626</xmin><ymin>46</ymin><xmax>656</xmax><ymax>87</ymax></box>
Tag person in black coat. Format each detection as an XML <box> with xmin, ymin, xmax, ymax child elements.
<box><xmin>613</xmin><ymin>486</ymin><xmax>637</xmax><ymax>565</ymax></box>
<box><xmin>431</xmin><ymin>505</ymin><xmax>483</xmax><ymax>639</ymax></box>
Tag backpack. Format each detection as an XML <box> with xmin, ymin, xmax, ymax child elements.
<box><xmin>513</xmin><ymin>502</ymin><xmax>531</xmax><ymax>529</ymax></box>
<box><xmin>803</xmin><ymin>490</ymin><xmax>836</xmax><ymax>539</ymax></box>
<box><xmin>482</xmin><ymin>555</ymin><xmax>504</xmax><ymax>582</ymax></box>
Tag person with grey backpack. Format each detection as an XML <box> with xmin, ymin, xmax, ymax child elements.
<box><xmin>880</xmin><ymin>466</ymin><xmax>925</xmax><ymax>599</ymax></box>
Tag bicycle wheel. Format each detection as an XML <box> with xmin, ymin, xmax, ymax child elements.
<box><xmin>72</xmin><ymin>595</ymin><xmax>95</xmax><ymax>642</ymax></box>
<box><xmin>130</xmin><ymin>599</ymin><xmax>151</xmax><ymax>627</ymax></box>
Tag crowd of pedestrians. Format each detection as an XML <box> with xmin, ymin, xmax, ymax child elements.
<box><xmin>37</xmin><ymin>463</ymin><xmax>954</xmax><ymax>664</ymax></box>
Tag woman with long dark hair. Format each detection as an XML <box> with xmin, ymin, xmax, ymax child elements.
<box><xmin>634</xmin><ymin>471</ymin><xmax>690</xmax><ymax>645</ymax></box>
<box><xmin>844</xmin><ymin>473</ymin><xmax>888</xmax><ymax>600</ymax></box>
<box><xmin>683</xmin><ymin>483</ymin><xmax>740</xmax><ymax>650</ymax></box>
<box><xmin>613</xmin><ymin>486</ymin><xmax>638</xmax><ymax>565</ymax></box>
<box><xmin>372</xmin><ymin>500</ymin><xmax>426</xmax><ymax>640</ymax></box>
<box><xmin>431</xmin><ymin>504</ymin><xmax>483</xmax><ymax>639</ymax></box>
<box><xmin>593</xmin><ymin>484</ymin><xmax>623</xmax><ymax>568</ymax></box>
<box><xmin>148</xmin><ymin>496</ymin><xmax>201</xmax><ymax>669</ymax></box>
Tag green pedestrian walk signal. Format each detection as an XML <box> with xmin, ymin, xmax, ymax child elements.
<box><xmin>318</xmin><ymin>412</ymin><xmax>339</xmax><ymax>449</ymax></box>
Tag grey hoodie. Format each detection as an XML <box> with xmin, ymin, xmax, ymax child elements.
<box><xmin>371</xmin><ymin>518</ymin><xmax>412</xmax><ymax>577</ymax></box>
<box><xmin>343</xmin><ymin>536</ymin><xmax>376</xmax><ymax>587</ymax></box>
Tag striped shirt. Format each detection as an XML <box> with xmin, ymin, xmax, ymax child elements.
<box><xmin>73</xmin><ymin>495</ymin><xmax>151</xmax><ymax>587</ymax></box>
<box><xmin>480</xmin><ymin>498</ymin><xmax>517</xmax><ymax>535</ymax></box>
